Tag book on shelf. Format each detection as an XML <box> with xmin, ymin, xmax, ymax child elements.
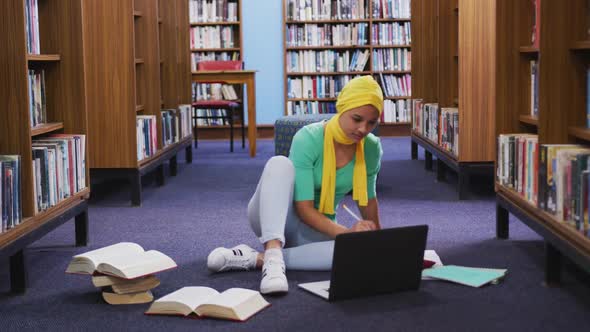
<box><xmin>422</xmin><ymin>265</ymin><xmax>507</xmax><ymax>288</ymax></box>
<box><xmin>530</xmin><ymin>60</ymin><xmax>539</xmax><ymax>117</ymax></box>
<box><xmin>145</xmin><ymin>286</ymin><xmax>270</xmax><ymax>321</ymax></box>
<box><xmin>498</xmin><ymin>138</ymin><xmax>590</xmax><ymax>236</ymax></box>
<box><xmin>28</xmin><ymin>68</ymin><xmax>47</xmax><ymax>127</ymax></box>
<box><xmin>0</xmin><ymin>155</ymin><xmax>22</xmax><ymax>232</ymax></box>
<box><xmin>189</xmin><ymin>0</ymin><xmax>239</xmax><ymax>23</ymax></box>
<box><xmin>221</xmin><ymin>84</ymin><xmax>238</xmax><ymax>100</ymax></box>
<box><xmin>66</xmin><ymin>242</ymin><xmax>177</xmax><ymax>279</ymax></box>
<box><xmin>136</xmin><ymin>115</ymin><xmax>158</xmax><ymax>161</ymax></box>
<box><xmin>102</xmin><ymin>290</ymin><xmax>154</xmax><ymax>305</ymax></box>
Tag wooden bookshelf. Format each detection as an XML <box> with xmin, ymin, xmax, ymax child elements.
<box><xmin>188</xmin><ymin>0</ymin><xmax>245</xmax><ymax>136</ymax></box>
<box><xmin>0</xmin><ymin>0</ymin><xmax>90</xmax><ymax>293</ymax></box>
<box><xmin>411</xmin><ymin>0</ymin><xmax>496</xmax><ymax>199</ymax></box>
<box><xmin>82</xmin><ymin>0</ymin><xmax>192</xmax><ymax>206</ymax></box>
<box><xmin>495</xmin><ymin>0</ymin><xmax>590</xmax><ymax>284</ymax></box>
<box><xmin>282</xmin><ymin>0</ymin><xmax>412</xmax><ymax>134</ymax></box>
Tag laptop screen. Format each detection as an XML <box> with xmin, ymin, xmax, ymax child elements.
<box><xmin>329</xmin><ymin>225</ymin><xmax>428</xmax><ymax>301</ymax></box>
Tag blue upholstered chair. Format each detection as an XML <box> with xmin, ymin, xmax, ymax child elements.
<box><xmin>274</xmin><ymin>114</ymin><xmax>335</xmax><ymax>156</ymax></box>
<box><xmin>274</xmin><ymin>114</ymin><xmax>379</xmax><ymax>156</ymax></box>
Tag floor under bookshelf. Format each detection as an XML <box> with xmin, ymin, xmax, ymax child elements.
<box><xmin>90</xmin><ymin>137</ymin><xmax>193</xmax><ymax>206</ymax></box>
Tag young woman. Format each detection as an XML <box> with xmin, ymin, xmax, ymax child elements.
<box><xmin>207</xmin><ymin>75</ymin><xmax>384</xmax><ymax>294</ymax></box>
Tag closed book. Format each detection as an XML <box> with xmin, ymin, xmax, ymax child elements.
<box><xmin>422</xmin><ymin>265</ymin><xmax>507</xmax><ymax>288</ymax></box>
<box><xmin>102</xmin><ymin>290</ymin><xmax>154</xmax><ymax>305</ymax></box>
<box><xmin>92</xmin><ymin>274</ymin><xmax>160</xmax><ymax>294</ymax></box>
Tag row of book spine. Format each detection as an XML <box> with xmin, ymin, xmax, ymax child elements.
<box><xmin>286</xmin><ymin>99</ymin><xmax>410</xmax><ymax>123</ymax></box>
<box><xmin>377</xmin><ymin>73</ymin><xmax>411</xmax><ymax>98</ymax></box>
<box><xmin>31</xmin><ymin>135</ymin><xmax>86</xmax><ymax>214</ymax></box>
<box><xmin>190</xmin><ymin>51</ymin><xmax>239</xmax><ymax>72</ymax></box>
<box><xmin>286</xmin><ymin>0</ymin><xmax>368</xmax><ymax>21</ymax></box>
<box><xmin>24</xmin><ymin>0</ymin><xmax>40</xmax><ymax>54</ymax></box>
<box><xmin>381</xmin><ymin>99</ymin><xmax>411</xmax><ymax>123</ymax></box>
<box><xmin>137</xmin><ymin>116</ymin><xmax>158</xmax><ymax>161</ymax></box>
<box><xmin>372</xmin><ymin>0</ymin><xmax>410</xmax><ymax>19</ymax></box>
<box><xmin>371</xmin><ymin>22</ymin><xmax>411</xmax><ymax>45</ymax></box>
<box><xmin>286</xmin><ymin>49</ymin><xmax>370</xmax><ymax>73</ymax></box>
<box><xmin>0</xmin><ymin>156</ymin><xmax>22</xmax><ymax>233</ymax></box>
<box><xmin>190</xmin><ymin>26</ymin><xmax>236</xmax><ymax>49</ymax></box>
<box><xmin>372</xmin><ymin>48</ymin><xmax>410</xmax><ymax>71</ymax></box>
<box><xmin>188</xmin><ymin>0</ymin><xmax>238</xmax><ymax>23</ymax></box>
<box><xmin>412</xmin><ymin>100</ymin><xmax>459</xmax><ymax>156</ymax></box>
<box><xmin>286</xmin><ymin>0</ymin><xmax>411</xmax><ymax>21</ymax></box>
<box><xmin>193</xmin><ymin>109</ymin><xmax>229</xmax><ymax>126</ymax></box>
<box><xmin>161</xmin><ymin>106</ymin><xmax>193</xmax><ymax>148</ymax></box>
<box><xmin>28</xmin><ymin>68</ymin><xmax>47</xmax><ymax>128</ymax></box>
<box><xmin>192</xmin><ymin>83</ymin><xmax>239</xmax><ymax>101</ymax></box>
<box><xmin>287</xmin><ymin>75</ymin><xmax>357</xmax><ymax>99</ymax></box>
<box><xmin>497</xmin><ymin>134</ymin><xmax>590</xmax><ymax>237</ymax></box>
<box><xmin>286</xmin><ymin>23</ymin><xmax>369</xmax><ymax>47</ymax></box>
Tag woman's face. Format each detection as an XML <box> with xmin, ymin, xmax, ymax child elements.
<box><xmin>338</xmin><ymin>105</ymin><xmax>380</xmax><ymax>142</ymax></box>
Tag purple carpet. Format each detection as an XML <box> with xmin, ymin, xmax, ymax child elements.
<box><xmin>1</xmin><ymin>137</ymin><xmax>589</xmax><ymax>331</ymax></box>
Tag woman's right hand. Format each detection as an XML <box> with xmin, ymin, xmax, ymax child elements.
<box><xmin>348</xmin><ymin>220</ymin><xmax>377</xmax><ymax>233</ymax></box>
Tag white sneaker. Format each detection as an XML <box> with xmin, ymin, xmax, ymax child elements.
<box><xmin>260</xmin><ymin>258</ymin><xmax>288</xmax><ymax>294</ymax></box>
<box><xmin>207</xmin><ymin>244</ymin><xmax>258</xmax><ymax>272</ymax></box>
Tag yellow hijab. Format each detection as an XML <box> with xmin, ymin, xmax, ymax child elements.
<box><xmin>318</xmin><ymin>75</ymin><xmax>384</xmax><ymax>215</ymax></box>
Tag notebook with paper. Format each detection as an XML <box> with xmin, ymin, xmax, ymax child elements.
<box><xmin>298</xmin><ymin>225</ymin><xmax>428</xmax><ymax>301</ymax></box>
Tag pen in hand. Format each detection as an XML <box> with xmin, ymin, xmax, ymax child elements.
<box><xmin>342</xmin><ymin>204</ymin><xmax>377</xmax><ymax>232</ymax></box>
<box><xmin>342</xmin><ymin>204</ymin><xmax>361</xmax><ymax>221</ymax></box>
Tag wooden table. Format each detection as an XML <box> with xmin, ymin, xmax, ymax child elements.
<box><xmin>192</xmin><ymin>70</ymin><xmax>257</xmax><ymax>157</ymax></box>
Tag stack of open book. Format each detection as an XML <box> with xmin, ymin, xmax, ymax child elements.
<box><xmin>66</xmin><ymin>242</ymin><xmax>177</xmax><ymax>305</ymax></box>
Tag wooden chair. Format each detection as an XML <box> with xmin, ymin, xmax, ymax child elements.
<box><xmin>192</xmin><ymin>60</ymin><xmax>245</xmax><ymax>152</ymax></box>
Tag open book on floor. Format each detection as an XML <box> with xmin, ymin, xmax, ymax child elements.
<box><xmin>66</xmin><ymin>242</ymin><xmax>177</xmax><ymax>279</ymax></box>
<box><xmin>422</xmin><ymin>265</ymin><xmax>508</xmax><ymax>287</ymax></box>
<box><xmin>145</xmin><ymin>287</ymin><xmax>270</xmax><ymax>322</ymax></box>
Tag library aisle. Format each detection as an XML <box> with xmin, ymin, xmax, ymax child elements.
<box><xmin>0</xmin><ymin>139</ymin><xmax>589</xmax><ymax>331</ymax></box>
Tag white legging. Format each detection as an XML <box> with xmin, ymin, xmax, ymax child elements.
<box><xmin>248</xmin><ymin>156</ymin><xmax>334</xmax><ymax>271</ymax></box>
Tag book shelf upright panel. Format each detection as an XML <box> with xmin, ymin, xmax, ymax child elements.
<box><xmin>1</xmin><ymin>0</ymin><xmax>90</xmax><ymax>218</ymax></box>
<box><xmin>410</xmin><ymin>0</ymin><xmax>438</xmax><ymax>102</ymax></box>
<box><xmin>283</xmin><ymin>0</ymin><xmax>413</xmax><ymax>128</ymax></box>
<box><xmin>176</xmin><ymin>0</ymin><xmax>193</xmax><ymax>105</ymax></box>
<box><xmin>539</xmin><ymin>0</ymin><xmax>584</xmax><ymax>145</ymax></box>
<box><xmin>437</xmin><ymin>0</ymin><xmax>458</xmax><ymax>109</ymax></box>
<box><xmin>159</xmin><ymin>0</ymin><xmax>192</xmax><ymax>110</ymax></box>
<box><xmin>0</xmin><ymin>1</ymin><xmax>33</xmax><ymax>217</ymax></box>
<box><xmin>0</xmin><ymin>0</ymin><xmax>90</xmax><ymax>292</ymax></box>
<box><xmin>83</xmin><ymin>0</ymin><xmax>192</xmax><ymax>205</ymax></box>
<box><xmin>134</xmin><ymin>0</ymin><xmax>162</xmax><ymax>149</ymax></box>
<box><xmin>495</xmin><ymin>0</ymin><xmax>540</xmax><ymax>139</ymax></box>
<box><xmin>457</xmin><ymin>0</ymin><xmax>496</xmax><ymax>162</ymax></box>
<box><xmin>410</xmin><ymin>0</ymin><xmax>496</xmax><ymax>199</ymax></box>
<box><xmin>83</xmin><ymin>0</ymin><xmax>137</xmax><ymax>169</ymax></box>
<box><xmin>494</xmin><ymin>0</ymin><xmax>590</xmax><ymax>283</ymax></box>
